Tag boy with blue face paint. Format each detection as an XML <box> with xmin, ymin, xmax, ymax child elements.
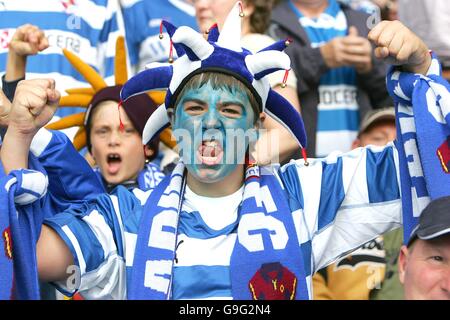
<box><xmin>2</xmin><ymin>3</ymin><xmax>449</xmax><ymax>300</ymax></box>
<box><xmin>172</xmin><ymin>73</ymin><xmax>259</xmax><ymax>188</ymax></box>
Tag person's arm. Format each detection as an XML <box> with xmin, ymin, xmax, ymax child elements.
<box><xmin>368</xmin><ymin>20</ymin><xmax>431</xmax><ymax>76</ymax></box>
<box><xmin>280</xmin><ymin>21</ymin><xmax>434</xmax><ymax>273</ymax></box>
<box><xmin>0</xmin><ymin>90</ymin><xmax>11</xmax><ymax>128</ymax></box>
<box><xmin>1</xmin><ymin>25</ymin><xmax>49</xmax><ymax>141</ymax></box>
<box><xmin>1</xmin><ymin>79</ymin><xmax>59</xmax><ymax>174</ymax></box>
<box><xmin>29</xmin><ymin>128</ymin><xmax>105</xmax><ymax>204</ymax></box>
<box><xmin>4</xmin><ymin>24</ymin><xmax>48</xmax><ymax>84</ymax></box>
<box><xmin>279</xmin><ymin>143</ymin><xmax>402</xmax><ymax>274</ymax></box>
<box><xmin>41</xmin><ymin>187</ymin><xmax>143</xmax><ymax>299</ymax></box>
<box><xmin>2</xmin><ymin>78</ymin><xmax>104</xmax><ymax>207</ymax></box>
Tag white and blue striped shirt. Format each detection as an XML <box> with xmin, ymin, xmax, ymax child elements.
<box><xmin>290</xmin><ymin>0</ymin><xmax>360</xmax><ymax>157</ymax></box>
<box><xmin>120</xmin><ymin>0</ymin><xmax>198</xmax><ymax>73</ymax></box>
<box><xmin>44</xmin><ymin>143</ymin><xmax>402</xmax><ymax>300</ymax></box>
<box><xmin>0</xmin><ymin>0</ymin><xmax>125</xmax><ymax>121</ymax></box>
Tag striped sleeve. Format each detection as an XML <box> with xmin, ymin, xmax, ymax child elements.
<box><xmin>5</xmin><ymin>170</ymin><xmax>48</xmax><ymax>206</ymax></box>
<box><xmin>278</xmin><ymin>142</ymin><xmax>402</xmax><ymax>274</ymax></box>
<box><xmin>43</xmin><ymin>187</ymin><xmax>142</xmax><ymax>299</ymax></box>
<box><xmin>31</xmin><ymin>129</ymin><xmax>104</xmax><ymax>205</ymax></box>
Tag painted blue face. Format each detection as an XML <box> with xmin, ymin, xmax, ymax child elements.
<box><xmin>172</xmin><ymin>81</ymin><xmax>257</xmax><ymax>183</ymax></box>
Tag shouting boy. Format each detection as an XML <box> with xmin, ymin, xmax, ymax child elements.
<box><xmin>1</xmin><ymin>3</ymin><xmax>449</xmax><ymax>300</ymax></box>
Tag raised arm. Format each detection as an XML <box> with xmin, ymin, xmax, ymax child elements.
<box><xmin>5</xmin><ymin>24</ymin><xmax>48</xmax><ymax>81</ymax></box>
<box><xmin>279</xmin><ymin>143</ymin><xmax>402</xmax><ymax>274</ymax></box>
<box><xmin>368</xmin><ymin>20</ymin><xmax>431</xmax><ymax>76</ymax></box>
<box><xmin>280</xmin><ymin>21</ymin><xmax>438</xmax><ymax>274</ymax></box>
<box><xmin>1</xmin><ymin>79</ymin><xmax>59</xmax><ymax>174</ymax></box>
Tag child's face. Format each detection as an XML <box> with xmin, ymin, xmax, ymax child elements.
<box><xmin>89</xmin><ymin>101</ymin><xmax>148</xmax><ymax>185</ymax></box>
<box><xmin>172</xmin><ymin>81</ymin><xmax>256</xmax><ymax>183</ymax></box>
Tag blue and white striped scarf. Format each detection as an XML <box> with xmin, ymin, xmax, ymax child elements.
<box><xmin>0</xmin><ymin>158</ymin><xmax>47</xmax><ymax>300</ymax></box>
<box><xmin>387</xmin><ymin>53</ymin><xmax>450</xmax><ymax>243</ymax></box>
<box><xmin>129</xmin><ymin>162</ymin><xmax>309</xmax><ymax>300</ymax></box>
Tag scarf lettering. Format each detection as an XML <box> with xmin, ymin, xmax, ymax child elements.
<box><xmin>238</xmin><ymin>212</ymin><xmax>288</xmax><ymax>252</ymax></box>
<box><xmin>398</xmin><ymin>105</ymin><xmax>430</xmax><ymax>216</ymax></box>
<box><xmin>144</xmin><ymin>260</ymin><xmax>172</xmax><ymax>293</ymax></box>
<box><xmin>148</xmin><ymin>210</ymin><xmax>178</xmax><ymax>250</ymax></box>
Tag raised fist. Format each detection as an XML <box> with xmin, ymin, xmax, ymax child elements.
<box><xmin>9</xmin><ymin>79</ymin><xmax>60</xmax><ymax>135</ymax></box>
<box><xmin>368</xmin><ymin>20</ymin><xmax>431</xmax><ymax>75</ymax></box>
<box><xmin>0</xmin><ymin>90</ymin><xmax>11</xmax><ymax>127</ymax></box>
<box><xmin>9</xmin><ymin>24</ymin><xmax>49</xmax><ymax>57</ymax></box>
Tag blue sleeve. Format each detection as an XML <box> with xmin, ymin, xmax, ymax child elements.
<box><xmin>30</xmin><ymin>129</ymin><xmax>105</xmax><ymax>210</ymax></box>
<box><xmin>44</xmin><ymin>186</ymin><xmax>142</xmax><ymax>299</ymax></box>
<box><xmin>278</xmin><ymin>144</ymin><xmax>402</xmax><ymax>273</ymax></box>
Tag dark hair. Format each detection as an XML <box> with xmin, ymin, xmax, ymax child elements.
<box><xmin>246</xmin><ymin>0</ymin><xmax>275</xmax><ymax>34</ymax></box>
<box><xmin>173</xmin><ymin>71</ymin><xmax>261</xmax><ymax>123</ymax></box>
<box><xmin>86</xmin><ymin>100</ymin><xmax>159</xmax><ymax>162</ymax></box>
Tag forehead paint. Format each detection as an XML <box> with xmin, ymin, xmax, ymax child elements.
<box><xmin>172</xmin><ymin>81</ymin><xmax>257</xmax><ymax>183</ymax></box>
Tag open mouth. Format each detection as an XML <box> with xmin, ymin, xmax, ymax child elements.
<box><xmin>196</xmin><ymin>139</ymin><xmax>224</xmax><ymax>166</ymax></box>
<box><xmin>106</xmin><ymin>153</ymin><xmax>122</xmax><ymax>174</ymax></box>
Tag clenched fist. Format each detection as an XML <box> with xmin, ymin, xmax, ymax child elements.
<box><xmin>0</xmin><ymin>90</ymin><xmax>11</xmax><ymax>127</ymax></box>
<box><xmin>6</xmin><ymin>24</ymin><xmax>49</xmax><ymax>82</ymax></box>
<box><xmin>368</xmin><ymin>20</ymin><xmax>431</xmax><ymax>75</ymax></box>
<box><xmin>9</xmin><ymin>24</ymin><xmax>49</xmax><ymax>57</ymax></box>
<box><xmin>9</xmin><ymin>79</ymin><xmax>60</xmax><ymax>136</ymax></box>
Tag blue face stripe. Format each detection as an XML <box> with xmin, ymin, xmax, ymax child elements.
<box><xmin>317</xmin><ymin>158</ymin><xmax>345</xmax><ymax>230</ymax></box>
<box><xmin>366</xmin><ymin>148</ymin><xmax>400</xmax><ymax>203</ymax></box>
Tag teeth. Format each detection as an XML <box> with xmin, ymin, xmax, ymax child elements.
<box><xmin>203</xmin><ymin>141</ymin><xmax>218</xmax><ymax>147</ymax></box>
<box><xmin>108</xmin><ymin>154</ymin><xmax>120</xmax><ymax>160</ymax></box>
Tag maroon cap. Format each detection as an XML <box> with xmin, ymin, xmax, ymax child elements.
<box><xmin>84</xmin><ymin>85</ymin><xmax>159</xmax><ymax>157</ymax></box>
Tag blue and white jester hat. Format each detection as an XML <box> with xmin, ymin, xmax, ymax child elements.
<box><xmin>120</xmin><ymin>1</ymin><xmax>308</xmax><ymax>161</ymax></box>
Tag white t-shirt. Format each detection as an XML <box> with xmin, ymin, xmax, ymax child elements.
<box><xmin>172</xmin><ymin>185</ymin><xmax>244</xmax><ymax>299</ymax></box>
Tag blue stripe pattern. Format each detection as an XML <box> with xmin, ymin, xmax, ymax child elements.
<box><xmin>289</xmin><ymin>0</ymin><xmax>359</xmax><ymax>153</ymax></box>
<box><xmin>178</xmin><ymin>211</ymin><xmax>238</xmax><ymax>239</ymax></box>
<box><xmin>42</xmin><ymin>145</ymin><xmax>402</xmax><ymax>299</ymax></box>
<box><xmin>45</xmin><ymin>210</ymin><xmax>105</xmax><ymax>273</ymax></box>
<box><xmin>366</xmin><ymin>147</ymin><xmax>400</xmax><ymax>203</ymax></box>
<box><xmin>278</xmin><ymin>164</ymin><xmax>304</xmax><ymax>212</ymax></box>
<box><xmin>318</xmin><ymin>109</ymin><xmax>360</xmax><ymax>131</ymax></box>
<box><xmin>121</xmin><ymin>0</ymin><xmax>198</xmax><ymax>66</ymax></box>
<box><xmin>317</xmin><ymin>157</ymin><xmax>345</xmax><ymax>230</ymax></box>
<box><xmin>0</xmin><ymin>1</ymin><xmax>121</xmax><ymax>118</ymax></box>
<box><xmin>172</xmin><ymin>266</ymin><xmax>231</xmax><ymax>299</ymax></box>
<box><xmin>300</xmin><ymin>240</ymin><xmax>312</xmax><ymax>276</ymax></box>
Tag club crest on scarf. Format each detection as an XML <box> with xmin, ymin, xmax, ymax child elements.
<box><xmin>3</xmin><ymin>227</ymin><xmax>12</xmax><ymax>260</ymax></box>
<box><xmin>249</xmin><ymin>262</ymin><xmax>297</xmax><ymax>300</ymax></box>
<box><xmin>437</xmin><ymin>136</ymin><xmax>450</xmax><ymax>173</ymax></box>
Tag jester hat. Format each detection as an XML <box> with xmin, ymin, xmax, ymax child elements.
<box><xmin>120</xmin><ymin>1</ymin><xmax>308</xmax><ymax>160</ymax></box>
<box><xmin>46</xmin><ymin>36</ymin><xmax>176</xmax><ymax>151</ymax></box>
